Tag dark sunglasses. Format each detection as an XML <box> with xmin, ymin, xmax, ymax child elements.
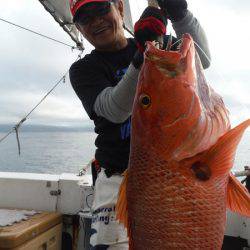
<box><xmin>74</xmin><ymin>1</ymin><xmax>115</xmax><ymax>25</ymax></box>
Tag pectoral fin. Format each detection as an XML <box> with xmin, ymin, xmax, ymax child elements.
<box><xmin>201</xmin><ymin>119</ymin><xmax>250</xmax><ymax>216</ymax></box>
<box><xmin>227</xmin><ymin>173</ymin><xmax>250</xmax><ymax>217</ymax></box>
<box><xmin>204</xmin><ymin>119</ymin><xmax>250</xmax><ymax>177</ymax></box>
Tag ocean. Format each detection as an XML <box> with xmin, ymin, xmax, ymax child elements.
<box><xmin>0</xmin><ymin>131</ymin><xmax>97</xmax><ymax>174</ymax></box>
<box><xmin>0</xmin><ymin>130</ymin><xmax>249</xmax><ymax>175</ymax></box>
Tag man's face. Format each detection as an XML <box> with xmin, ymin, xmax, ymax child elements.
<box><xmin>76</xmin><ymin>1</ymin><xmax>126</xmax><ymax>51</ymax></box>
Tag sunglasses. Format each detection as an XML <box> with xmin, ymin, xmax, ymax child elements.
<box><xmin>75</xmin><ymin>1</ymin><xmax>115</xmax><ymax>26</ymax></box>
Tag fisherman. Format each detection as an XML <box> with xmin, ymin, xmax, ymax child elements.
<box><xmin>69</xmin><ymin>0</ymin><xmax>211</xmax><ymax>248</ymax></box>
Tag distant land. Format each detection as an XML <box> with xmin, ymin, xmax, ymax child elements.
<box><xmin>0</xmin><ymin>124</ymin><xmax>94</xmax><ymax>133</ymax></box>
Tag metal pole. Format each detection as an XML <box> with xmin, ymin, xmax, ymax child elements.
<box><xmin>234</xmin><ymin>170</ymin><xmax>250</xmax><ymax>177</ymax></box>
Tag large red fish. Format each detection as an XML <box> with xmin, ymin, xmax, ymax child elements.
<box><xmin>117</xmin><ymin>34</ymin><xmax>250</xmax><ymax>250</ymax></box>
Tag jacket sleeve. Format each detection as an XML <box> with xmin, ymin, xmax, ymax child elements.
<box><xmin>172</xmin><ymin>10</ymin><xmax>211</xmax><ymax>69</ymax></box>
<box><xmin>69</xmin><ymin>58</ymin><xmax>110</xmax><ymax>119</ymax></box>
<box><xmin>70</xmin><ymin>57</ymin><xmax>140</xmax><ymax>123</ymax></box>
<box><xmin>94</xmin><ymin>64</ymin><xmax>140</xmax><ymax>123</ymax></box>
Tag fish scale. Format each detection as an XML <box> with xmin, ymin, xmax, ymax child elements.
<box><xmin>128</xmin><ymin>149</ymin><xmax>227</xmax><ymax>249</ymax></box>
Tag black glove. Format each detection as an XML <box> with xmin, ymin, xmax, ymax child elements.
<box><xmin>132</xmin><ymin>50</ymin><xmax>144</xmax><ymax>69</ymax></box>
<box><xmin>156</xmin><ymin>0</ymin><xmax>188</xmax><ymax>22</ymax></box>
<box><xmin>134</xmin><ymin>6</ymin><xmax>167</xmax><ymax>53</ymax></box>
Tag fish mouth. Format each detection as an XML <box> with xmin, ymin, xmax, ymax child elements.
<box><xmin>144</xmin><ymin>34</ymin><xmax>193</xmax><ymax>76</ymax></box>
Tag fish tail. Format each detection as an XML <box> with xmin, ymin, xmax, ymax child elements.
<box><xmin>227</xmin><ymin>173</ymin><xmax>250</xmax><ymax>217</ymax></box>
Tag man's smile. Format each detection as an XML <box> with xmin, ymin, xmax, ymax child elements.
<box><xmin>93</xmin><ymin>25</ymin><xmax>112</xmax><ymax>35</ymax></box>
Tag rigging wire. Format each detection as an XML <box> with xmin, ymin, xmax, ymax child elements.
<box><xmin>0</xmin><ymin>17</ymin><xmax>80</xmax><ymax>50</ymax></box>
<box><xmin>25</xmin><ymin>75</ymin><xmax>67</xmax><ymax>120</ymax></box>
<box><xmin>0</xmin><ymin>52</ymin><xmax>83</xmax><ymax>154</ymax></box>
<box><xmin>0</xmin><ymin>130</ymin><xmax>15</xmax><ymax>143</ymax></box>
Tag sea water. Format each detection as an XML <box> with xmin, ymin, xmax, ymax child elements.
<box><xmin>0</xmin><ymin>131</ymin><xmax>249</xmax><ymax>175</ymax></box>
<box><xmin>0</xmin><ymin>131</ymin><xmax>97</xmax><ymax>174</ymax></box>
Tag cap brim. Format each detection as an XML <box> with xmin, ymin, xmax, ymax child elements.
<box><xmin>73</xmin><ymin>0</ymin><xmax>109</xmax><ymax>21</ymax></box>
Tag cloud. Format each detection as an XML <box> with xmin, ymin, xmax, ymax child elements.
<box><xmin>0</xmin><ymin>85</ymin><xmax>88</xmax><ymax>126</ymax></box>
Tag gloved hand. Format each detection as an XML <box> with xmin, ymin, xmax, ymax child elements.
<box><xmin>132</xmin><ymin>50</ymin><xmax>144</xmax><ymax>69</ymax></box>
<box><xmin>156</xmin><ymin>0</ymin><xmax>188</xmax><ymax>22</ymax></box>
<box><xmin>134</xmin><ymin>6</ymin><xmax>167</xmax><ymax>53</ymax></box>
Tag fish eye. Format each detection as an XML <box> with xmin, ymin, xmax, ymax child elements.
<box><xmin>139</xmin><ymin>94</ymin><xmax>151</xmax><ymax>109</ymax></box>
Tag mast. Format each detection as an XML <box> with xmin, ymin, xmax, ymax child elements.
<box><xmin>38</xmin><ymin>0</ymin><xmax>84</xmax><ymax>50</ymax></box>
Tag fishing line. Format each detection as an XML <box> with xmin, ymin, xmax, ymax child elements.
<box><xmin>169</xmin><ymin>38</ymin><xmax>212</xmax><ymax>66</ymax></box>
<box><xmin>0</xmin><ymin>17</ymin><xmax>80</xmax><ymax>50</ymax></box>
<box><xmin>193</xmin><ymin>41</ymin><xmax>211</xmax><ymax>66</ymax></box>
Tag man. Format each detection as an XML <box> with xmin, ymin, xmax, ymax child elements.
<box><xmin>69</xmin><ymin>0</ymin><xmax>211</xmax><ymax>248</ymax></box>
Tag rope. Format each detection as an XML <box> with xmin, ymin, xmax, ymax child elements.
<box><xmin>0</xmin><ymin>17</ymin><xmax>80</xmax><ymax>50</ymax></box>
<box><xmin>14</xmin><ymin>118</ymin><xmax>27</xmax><ymax>155</ymax></box>
<box><xmin>0</xmin><ymin>52</ymin><xmax>83</xmax><ymax>154</ymax></box>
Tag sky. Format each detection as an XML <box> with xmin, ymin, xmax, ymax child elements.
<box><xmin>0</xmin><ymin>0</ymin><xmax>250</xmax><ymax>129</ymax></box>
